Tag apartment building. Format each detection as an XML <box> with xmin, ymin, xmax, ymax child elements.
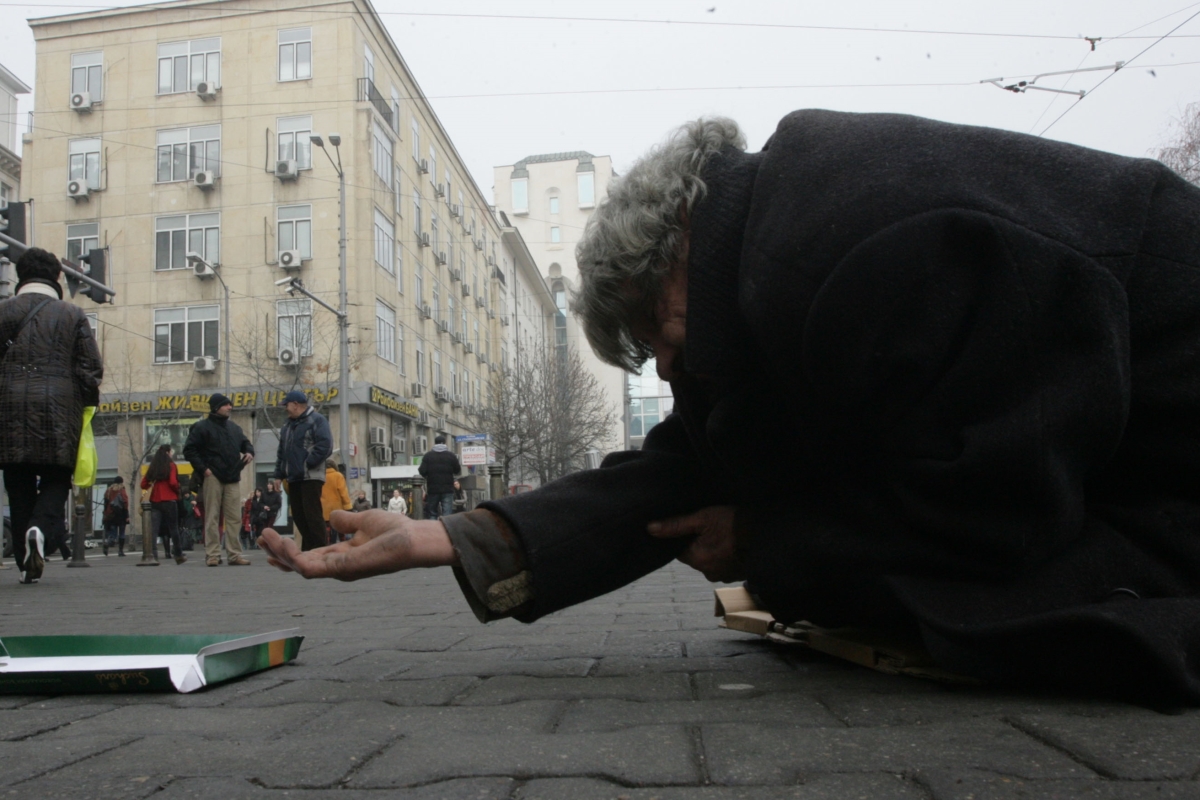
<box><xmin>24</xmin><ymin>0</ymin><xmax>528</xmax><ymax>514</ymax></box>
<box><xmin>0</xmin><ymin>62</ymin><xmax>30</xmax><ymax>298</ymax></box>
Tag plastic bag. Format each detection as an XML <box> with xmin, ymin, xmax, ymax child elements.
<box><xmin>74</xmin><ymin>406</ymin><xmax>98</xmax><ymax>488</ymax></box>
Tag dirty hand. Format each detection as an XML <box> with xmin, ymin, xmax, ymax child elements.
<box><xmin>647</xmin><ymin>505</ymin><xmax>745</xmax><ymax>583</ymax></box>
<box><xmin>258</xmin><ymin>509</ymin><xmax>458</xmax><ymax>581</ymax></box>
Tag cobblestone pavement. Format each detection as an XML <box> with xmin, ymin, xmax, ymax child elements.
<box><xmin>0</xmin><ymin>552</ymin><xmax>1197</xmax><ymax>799</ymax></box>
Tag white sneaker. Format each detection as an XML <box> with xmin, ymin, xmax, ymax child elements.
<box><xmin>23</xmin><ymin>527</ymin><xmax>45</xmax><ymax>584</ymax></box>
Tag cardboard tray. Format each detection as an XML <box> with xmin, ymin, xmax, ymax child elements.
<box><xmin>0</xmin><ymin>629</ymin><xmax>303</xmax><ymax>694</ymax></box>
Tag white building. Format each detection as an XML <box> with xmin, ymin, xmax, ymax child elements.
<box><xmin>0</xmin><ymin>62</ymin><xmax>29</xmax><ymax>203</ymax></box>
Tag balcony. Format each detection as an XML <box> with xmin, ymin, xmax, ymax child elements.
<box><xmin>357</xmin><ymin>78</ymin><xmax>393</xmax><ymax>128</ymax></box>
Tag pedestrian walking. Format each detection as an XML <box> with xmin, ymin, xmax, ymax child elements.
<box><xmin>240</xmin><ymin>495</ymin><xmax>254</xmax><ymax>551</ymax></box>
<box><xmin>101</xmin><ymin>477</ymin><xmax>129</xmax><ymax>556</ymax></box>
<box><xmin>417</xmin><ymin>435</ymin><xmax>459</xmax><ymax>520</ymax></box>
<box><xmin>352</xmin><ymin>490</ymin><xmax>372</xmax><ymax>513</ymax></box>
<box><xmin>452</xmin><ymin>480</ymin><xmax>467</xmax><ymax>514</ymax></box>
<box><xmin>140</xmin><ymin>444</ymin><xmax>186</xmax><ymax>564</ymax></box>
<box><xmin>320</xmin><ymin>460</ymin><xmax>352</xmax><ymax>542</ymax></box>
<box><xmin>0</xmin><ymin>247</ymin><xmax>104</xmax><ymax>584</ymax></box>
<box><xmin>271</xmin><ymin>391</ymin><xmax>332</xmax><ymax>551</ymax></box>
<box><xmin>386</xmin><ymin>488</ymin><xmax>407</xmax><ymax>516</ymax></box>
<box><xmin>183</xmin><ymin>393</ymin><xmax>254</xmax><ymax>566</ymax></box>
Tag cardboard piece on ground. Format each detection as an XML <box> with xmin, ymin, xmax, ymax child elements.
<box><xmin>0</xmin><ymin>629</ymin><xmax>303</xmax><ymax>694</ymax></box>
<box><xmin>714</xmin><ymin>587</ymin><xmax>977</xmax><ymax>684</ymax></box>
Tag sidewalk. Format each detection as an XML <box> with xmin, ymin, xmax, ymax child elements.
<box><xmin>0</xmin><ymin>553</ymin><xmax>1197</xmax><ymax>799</ymax></box>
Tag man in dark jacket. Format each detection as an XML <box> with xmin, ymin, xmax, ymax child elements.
<box><xmin>183</xmin><ymin>393</ymin><xmax>253</xmax><ymax>566</ymax></box>
<box><xmin>0</xmin><ymin>248</ymin><xmax>103</xmax><ymax>583</ymax></box>
<box><xmin>272</xmin><ymin>390</ymin><xmax>332</xmax><ymax>550</ymax></box>
<box><xmin>260</xmin><ymin>111</ymin><xmax>1200</xmax><ymax>704</ymax></box>
<box><xmin>418</xmin><ymin>435</ymin><xmax>460</xmax><ymax>520</ymax></box>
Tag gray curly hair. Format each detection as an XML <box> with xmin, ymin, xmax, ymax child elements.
<box><xmin>574</xmin><ymin>117</ymin><xmax>746</xmax><ymax>372</ymax></box>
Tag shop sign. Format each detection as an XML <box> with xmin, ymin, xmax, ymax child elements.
<box><xmin>461</xmin><ymin>445</ymin><xmax>489</xmax><ymax>466</ymax></box>
<box><xmin>98</xmin><ymin>387</ymin><xmax>338</xmax><ymax>416</ymax></box>
<box><xmin>368</xmin><ymin>386</ymin><xmax>419</xmax><ymax>418</ymax></box>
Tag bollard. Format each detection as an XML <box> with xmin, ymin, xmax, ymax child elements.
<box><xmin>67</xmin><ymin>491</ymin><xmax>90</xmax><ymax>568</ymax></box>
<box><xmin>488</xmin><ymin>464</ymin><xmax>505</xmax><ymax>503</ymax></box>
<box><xmin>410</xmin><ymin>476</ymin><xmax>425</xmax><ymax>520</ymax></box>
<box><xmin>137</xmin><ymin>501</ymin><xmax>159</xmax><ymax>566</ymax></box>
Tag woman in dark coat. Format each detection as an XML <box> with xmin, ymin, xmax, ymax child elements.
<box><xmin>102</xmin><ymin>477</ymin><xmax>130</xmax><ymax>556</ymax></box>
<box><xmin>141</xmin><ymin>445</ymin><xmax>186</xmax><ymax>564</ymax></box>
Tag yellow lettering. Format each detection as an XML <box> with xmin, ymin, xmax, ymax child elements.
<box><xmin>327</xmin><ymin>387</ymin><xmax>338</xmax><ymax>400</ymax></box>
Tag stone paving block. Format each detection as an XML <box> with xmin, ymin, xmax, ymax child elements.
<box><xmin>818</xmin><ymin>689</ymin><xmax>1140</xmax><ymax>728</ymax></box>
<box><xmin>34</xmin><ymin>703</ymin><xmax>322</xmax><ymax>740</ymax></box>
<box><xmin>921</xmin><ymin>772</ymin><xmax>1200</xmax><ymax>800</ymax></box>
<box><xmin>1010</xmin><ymin>711</ymin><xmax>1200</xmax><ymax>780</ymax></box>
<box><xmin>389</xmin><ymin>628</ymin><xmax>472</xmax><ymax>652</ymax></box>
<box><xmin>512</xmin><ymin>641</ymin><xmax>685</xmax><ymax>660</ymax></box>
<box><xmin>314</xmin><ymin>649</ymin><xmax>422</xmax><ymax>680</ymax></box>
<box><xmin>591</xmin><ymin>654</ymin><xmax>794</xmax><ymax>677</ymax></box>
<box><xmin>0</xmin><ymin>703</ymin><xmax>115</xmax><ymax>740</ymax></box>
<box><xmin>240</xmin><ymin>676</ymin><xmax>478</xmax><ymax>707</ymax></box>
<box><xmin>517</xmin><ymin>773</ymin><xmax>930</xmax><ymax>799</ymax></box>
<box><xmin>390</xmin><ymin>655</ymin><xmax>595</xmax><ymax>681</ymax></box>
<box><xmin>289</xmin><ymin>699</ymin><xmax>561</xmax><ymax>737</ymax></box>
<box><xmin>702</xmin><ymin>721</ymin><xmax>1094</xmax><ymax>785</ymax></box>
<box><xmin>556</xmin><ymin>695</ymin><xmax>838</xmax><ymax>733</ymax></box>
<box><xmin>452</xmin><ymin>629</ymin><xmax>609</xmax><ymax>652</ymax></box>
<box><xmin>350</xmin><ymin>726</ymin><xmax>700</xmax><ymax>787</ymax></box>
<box><xmin>456</xmin><ymin>674</ymin><xmax>692</xmax><ymax>705</ymax></box>
<box><xmin>0</xmin><ymin>735</ymin><xmax>134</xmax><ymax>787</ymax></box>
<box><xmin>5</xmin><ymin>770</ymin><xmax>168</xmax><ymax>800</ymax></box>
<box><xmin>154</xmin><ymin>775</ymin><xmax>517</xmax><ymax>798</ymax></box>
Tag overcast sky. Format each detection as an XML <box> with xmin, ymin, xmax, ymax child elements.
<box><xmin>4</xmin><ymin>0</ymin><xmax>1200</xmax><ymax>202</ymax></box>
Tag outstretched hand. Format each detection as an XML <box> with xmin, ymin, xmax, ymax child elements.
<box><xmin>648</xmin><ymin>505</ymin><xmax>745</xmax><ymax>583</ymax></box>
<box><xmin>258</xmin><ymin>509</ymin><xmax>458</xmax><ymax>582</ymax></box>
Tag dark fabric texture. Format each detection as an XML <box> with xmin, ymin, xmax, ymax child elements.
<box><xmin>149</xmin><ymin>500</ymin><xmax>182</xmax><ymax>559</ymax></box>
<box><xmin>2</xmin><ymin>464</ymin><xmax>72</xmax><ymax>566</ymax></box>
<box><xmin>287</xmin><ymin>479</ymin><xmax>327</xmax><ymax>550</ymax></box>
<box><xmin>183</xmin><ymin>414</ymin><xmax>254</xmax><ymax>484</ymax></box>
<box><xmin>487</xmin><ymin>109</ymin><xmax>1200</xmax><ymax>704</ymax></box>
<box><xmin>0</xmin><ymin>293</ymin><xmax>103</xmax><ymax>467</ymax></box>
<box><xmin>418</xmin><ymin>449</ymin><xmax>461</xmax><ymax>494</ymax></box>
<box><xmin>273</xmin><ymin>407</ymin><xmax>332</xmax><ymax>484</ymax></box>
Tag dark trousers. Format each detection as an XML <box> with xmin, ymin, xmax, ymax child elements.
<box><xmin>150</xmin><ymin>501</ymin><xmax>182</xmax><ymax>559</ymax></box>
<box><xmin>2</xmin><ymin>464</ymin><xmax>72</xmax><ymax>568</ymax></box>
<box><xmin>286</xmin><ymin>480</ymin><xmax>327</xmax><ymax>551</ymax></box>
<box><xmin>426</xmin><ymin>492</ymin><xmax>454</xmax><ymax>520</ymax></box>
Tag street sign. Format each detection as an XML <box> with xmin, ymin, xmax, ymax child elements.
<box><xmin>461</xmin><ymin>445</ymin><xmax>488</xmax><ymax>466</ymax></box>
<box><xmin>348</xmin><ymin>442</ymin><xmax>358</xmax><ymax>457</ymax></box>
<box><xmin>455</xmin><ymin>433</ymin><xmax>490</xmax><ymax>443</ymax></box>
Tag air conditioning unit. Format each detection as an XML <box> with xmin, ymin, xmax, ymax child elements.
<box><xmin>417</xmin><ymin>158</ymin><xmax>428</xmax><ymax>174</ymax></box>
<box><xmin>191</xmin><ymin>255</ymin><xmax>215</xmax><ymax>277</ymax></box>
<box><xmin>436</xmin><ymin>416</ymin><xmax>448</xmax><ymax>432</ymax></box>
<box><xmin>393</xmin><ymin>435</ymin><xmax>406</xmax><ymax>453</ymax></box>
<box><xmin>275</xmin><ymin>160</ymin><xmax>299</xmax><ymax>181</ymax></box>
<box><xmin>416</xmin><ymin>435</ymin><xmax>428</xmax><ymax>452</ymax></box>
<box><xmin>418</xmin><ymin>410</ymin><xmax>430</xmax><ymax>426</ymax></box>
<box><xmin>411</xmin><ymin>382</ymin><xmax>423</xmax><ymax>398</ymax></box>
<box><xmin>420</xmin><ymin>304</ymin><xmax>432</xmax><ymax>320</ymax></box>
<box><xmin>193</xmin><ymin>355</ymin><xmax>217</xmax><ymax>373</ymax></box>
<box><xmin>472</xmin><ymin>238</ymin><xmax>483</xmax><ymax>251</ymax></box>
<box><xmin>437</xmin><ymin>319</ymin><xmax>449</xmax><ymax>333</ymax></box>
<box><xmin>370</xmin><ymin>426</ymin><xmax>388</xmax><ymax>446</ymax></box>
<box><xmin>278</xmin><ymin>249</ymin><xmax>302</xmax><ymax>269</ymax></box>
<box><xmin>418</xmin><ymin>232</ymin><xmax>430</xmax><ymax>248</ymax></box>
<box><xmin>70</xmin><ymin>91</ymin><xmax>93</xmax><ymax>112</ymax></box>
<box><xmin>434</xmin><ymin>387</ymin><xmax>449</xmax><ymax>403</ymax></box>
<box><xmin>379</xmin><ymin>445</ymin><xmax>393</xmax><ymax>463</ymax></box>
<box><xmin>194</xmin><ymin>170</ymin><xmax>217</xmax><ymax>189</ymax></box>
<box><xmin>487</xmin><ymin>308</ymin><xmax>495</xmax><ymax>320</ymax></box>
<box><xmin>435</xmin><ymin>251</ymin><xmax>447</xmax><ymax>266</ymax></box>
<box><xmin>451</xmin><ymin>331</ymin><xmax>462</xmax><ymax>344</ymax></box>
<box><xmin>486</xmin><ymin>255</ymin><xmax>496</xmax><ymax>267</ymax></box>
<box><xmin>278</xmin><ymin>347</ymin><xmax>300</xmax><ymax>367</ymax></box>
<box><xmin>434</xmin><ymin>183</ymin><xmax>445</xmax><ymax>198</ymax></box>
<box><xmin>450</xmin><ymin>204</ymin><xmax>462</xmax><ymax>219</ymax></box>
<box><xmin>464</xmin><ymin>342</ymin><xmax>474</xmax><ymax>354</ymax></box>
<box><xmin>67</xmin><ymin>179</ymin><xmax>90</xmax><ymax>199</ymax></box>
<box><xmin>452</xmin><ymin>394</ymin><xmax>462</xmax><ymax>408</ymax></box>
<box><xmin>449</xmin><ymin>268</ymin><xmax>461</xmax><ymax>282</ymax></box>
<box><xmin>461</xmin><ymin>284</ymin><xmax>470</xmax><ymax>298</ymax></box>
<box><xmin>500</xmin><ymin>314</ymin><xmax>510</xmax><ymax>327</ymax></box>
<box><xmin>196</xmin><ymin>81</ymin><xmax>219</xmax><ymax>100</ymax></box>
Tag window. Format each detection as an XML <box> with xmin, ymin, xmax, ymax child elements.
<box><xmin>397</xmin><ymin>325</ymin><xmax>406</xmax><ymax>374</ymax></box>
<box><xmin>578</xmin><ymin>172</ymin><xmax>595</xmax><ymax>207</ymax></box>
<box><xmin>414</xmin><ymin>263</ymin><xmax>425</xmax><ymax>306</ymax></box>
<box><xmin>156</xmin><ymin>125</ymin><xmax>220</xmax><ymax>182</ymax></box>
<box><xmin>0</xmin><ymin>182</ymin><xmax>9</xmax><ymax>202</ymax></box>
<box><xmin>413</xmin><ymin>191</ymin><xmax>422</xmax><ymax>237</ymax></box>
<box><xmin>66</xmin><ymin>222</ymin><xmax>99</xmax><ymax>264</ymax></box>
<box><xmin>447</xmin><ymin>295</ymin><xmax>455</xmax><ymax>334</ymax></box>
<box><xmin>391</xmin><ymin>87</ymin><xmax>401</xmax><ymax>134</ymax></box>
<box><xmin>156</xmin><ymin>213</ymin><xmax>219</xmax><ymax>271</ymax></box>
<box><xmin>394</xmin><ymin>166</ymin><xmax>404</xmax><ymax>216</ymax></box>
<box><xmin>376</xmin><ymin>300</ymin><xmax>396</xmax><ymax>363</ymax></box>
<box><xmin>411</xmin><ymin>119</ymin><xmax>420</xmax><ymax>162</ymax></box>
<box><xmin>157</xmin><ymin>38</ymin><xmax>220</xmax><ymax>94</ymax></box>
<box><xmin>432</xmin><ymin>285</ymin><xmax>440</xmax><ymax>325</ymax></box>
<box><xmin>71</xmin><ymin>52</ymin><xmax>103</xmax><ymax>100</ymax></box>
<box><xmin>433</xmin><ymin>349</ymin><xmax>443</xmax><ymax>388</ymax></box>
<box><xmin>450</xmin><ymin>359</ymin><xmax>458</xmax><ymax>396</ymax></box>
<box><xmin>374</xmin><ymin>207</ymin><xmax>394</xmax><ymax>273</ymax></box>
<box><xmin>511</xmin><ymin>179</ymin><xmax>528</xmax><ymax>213</ymax></box>
<box><xmin>277</xmin><ymin>298</ymin><xmax>313</xmax><ymax>357</ymax></box>
<box><xmin>431</xmin><ymin>213</ymin><xmax>439</xmax><ymax>253</ymax></box>
<box><xmin>278</xmin><ymin>28</ymin><xmax>312</xmax><ymax>81</ymax></box>
<box><xmin>444</xmin><ymin>170</ymin><xmax>451</xmax><ymax>208</ymax></box>
<box><xmin>277</xmin><ymin>115</ymin><xmax>312</xmax><ymax>169</ymax></box>
<box><xmin>154</xmin><ymin>305</ymin><xmax>218</xmax><ymax>364</ymax></box>
<box><xmin>85</xmin><ymin>312</ymin><xmax>98</xmax><ymax>342</ymax></box>
<box><xmin>396</xmin><ymin>246</ymin><xmax>404</xmax><ymax>294</ymax></box>
<box><xmin>461</xmin><ymin>306</ymin><xmax>467</xmax><ymax>340</ymax></box>
<box><xmin>363</xmin><ymin>45</ymin><xmax>375</xmax><ymax>83</ymax></box>
<box><xmin>554</xmin><ymin>284</ymin><xmax>568</xmax><ymax>358</ymax></box>
<box><xmin>473</xmin><ymin>319</ymin><xmax>480</xmax><ymax>353</ymax></box>
<box><xmin>277</xmin><ymin>205</ymin><xmax>311</xmax><ymax>260</ymax></box>
<box><xmin>550</xmin><ymin>227</ymin><xmax>561</xmax><ymax>244</ymax></box>
<box><xmin>428</xmin><ymin>146</ymin><xmax>437</xmax><ymax>187</ymax></box>
<box><xmin>373</xmin><ymin>122</ymin><xmax>393</xmax><ymax>187</ymax></box>
<box><xmin>415</xmin><ymin>338</ymin><xmax>426</xmax><ymax>385</ymax></box>
<box><xmin>549</xmin><ymin>196</ymin><xmax>559</xmax><ymax>215</ymax></box>
<box><xmin>69</xmin><ymin>138</ymin><xmax>101</xmax><ymax>190</ymax></box>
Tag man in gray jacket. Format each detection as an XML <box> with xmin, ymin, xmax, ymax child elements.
<box><xmin>272</xmin><ymin>390</ymin><xmax>332</xmax><ymax>550</ymax></box>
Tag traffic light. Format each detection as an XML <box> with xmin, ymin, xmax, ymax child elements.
<box><xmin>80</xmin><ymin>248</ymin><xmax>110</xmax><ymax>304</ymax></box>
<box><xmin>0</xmin><ymin>199</ymin><xmax>27</xmax><ymax>260</ymax></box>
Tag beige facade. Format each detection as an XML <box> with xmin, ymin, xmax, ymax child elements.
<box><xmin>24</xmin><ymin>0</ymin><xmax>521</xmax><ymax>518</ymax></box>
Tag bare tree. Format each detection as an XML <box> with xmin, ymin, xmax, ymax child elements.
<box><xmin>1154</xmin><ymin>101</ymin><xmax>1200</xmax><ymax>185</ymax></box>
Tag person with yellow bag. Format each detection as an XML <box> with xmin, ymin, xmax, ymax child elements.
<box><xmin>0</xmin><ymin>248</ymin><xmax>104</xmax><ymax>584</ymax></box>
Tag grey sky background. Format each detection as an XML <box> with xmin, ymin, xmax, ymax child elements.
<box><xmin>3</xmin><ymin>0</ymin><xmax>1200</xmax><ymax>202</ymax></box>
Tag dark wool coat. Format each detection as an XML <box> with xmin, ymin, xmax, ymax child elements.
<box><xmin>485</xmin><ymin>110</ymin><xmax>1200</xmax><ymax>704</ymax></box>
<box><xmin>0</xmin><ymin>292</ymin><xmax>103</xmax><ymax>468</ymax></box>
<box><xmin>419</xmin><ymin>448</ymin><xmax>461</xmax><ymax>495</ymax></box>
<box><xmin>183</xmin><ymin>414</ymin><xmax>254</xmax><ymax>485</ymax></box>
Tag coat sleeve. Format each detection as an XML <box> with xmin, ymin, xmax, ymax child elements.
<box><xmin>272</xmin><ymin>426</ymin><xmax>286</xmax><ymax>479</ymax></box>
<box><xmin>307</xmin><ymin>414</ymin><xmax>333</xmax><ymax>467</ymax></box>
<box><xmin>73</xmin><ymin>313</ymin><xmax>103</xmax><ymax>406</ymax></box>
<box><xmin>183</xmin><ymin>422</ymin><xmax>207</xmax><ymax>476</ymax></box>
<box><xmin>240</xmin><ymin>428</ymin><xmax>255</xmax><ymax>457</ymax></box>
<box><xmin>742</xmin><ymin>208</ymin><xmax>1131</xmax><ymax>603</ymax></box>
<box><xmin>167</xmin><ymin>462</ymin><xmax>180</xmax><ymax>496</ymax></box>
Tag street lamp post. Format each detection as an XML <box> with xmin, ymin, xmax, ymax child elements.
<box><xmin>309</xmin><ymin>133</ymin><xmax>351</xmax><ymax>465</ymax></box>
<box><xmin>185</xmin><ymin>253</ymin><xmax>231</xmax><ymax>396</ymax></box>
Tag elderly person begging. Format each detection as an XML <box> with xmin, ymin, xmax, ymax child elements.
<box><xmin>261</xmin><ymin>110</ymin><xmax>1200</xmax><ymax>704</ymax></box>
